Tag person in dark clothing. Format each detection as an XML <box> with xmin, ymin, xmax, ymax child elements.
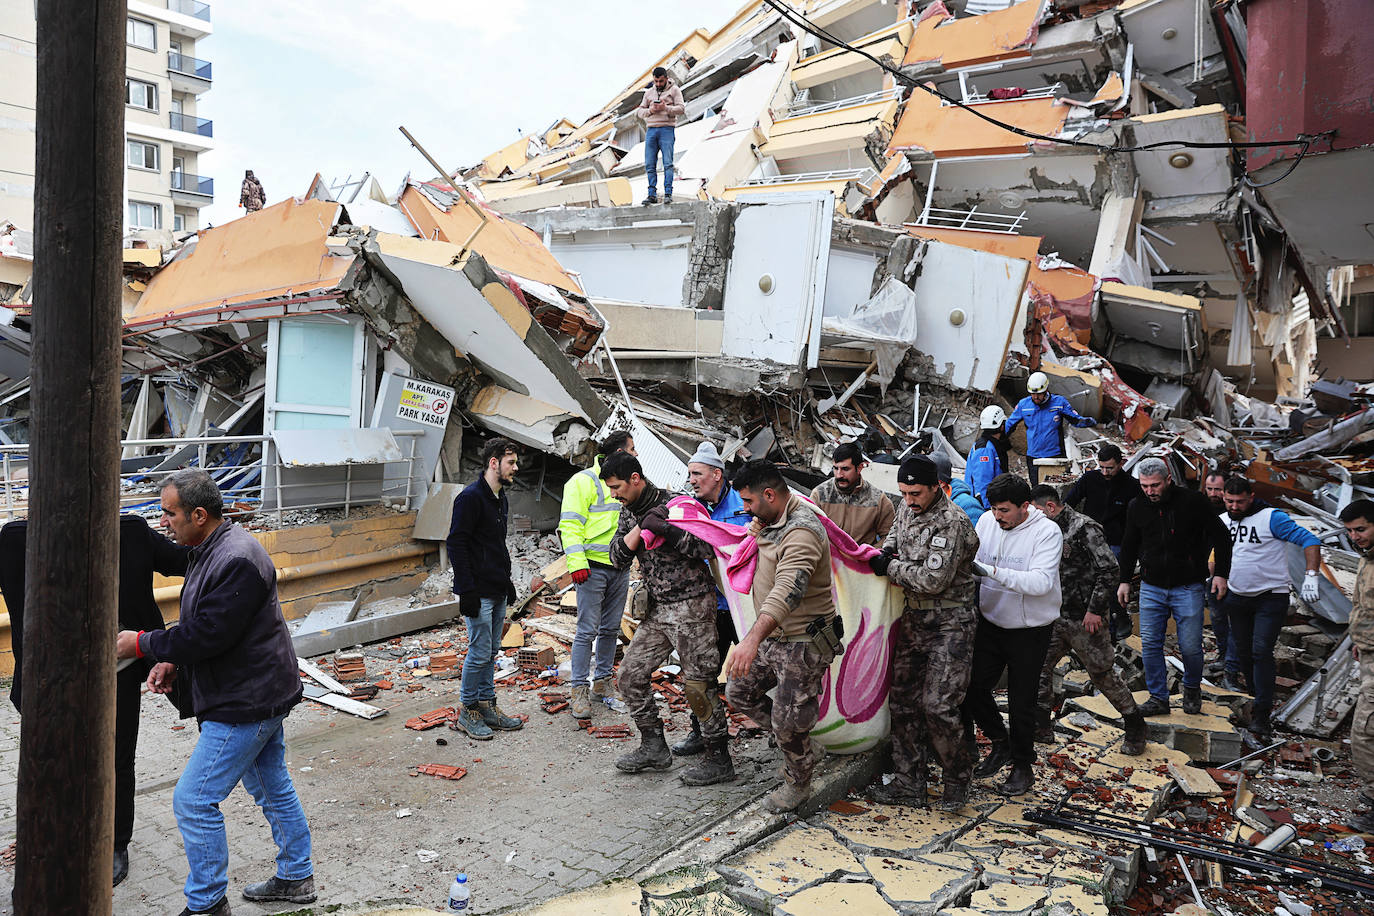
<box><xmin>1116</xmin><ymin>458</ymin><xmax>1232</xmax><ymax>717</ymax></box>
<box><xmin>1062</xmin><ymin>444</ymin><xmax>1142</xmax><ymax>639</ymax></box>
<box><xmin>1</xmin><ymin>515</ymin><xmax>190</xmax><ymax>888</ymax></box>
<box><xmin>116</xmin><ymin>469</ymin><xmax>314</xmax><ymax>914</ymax></box>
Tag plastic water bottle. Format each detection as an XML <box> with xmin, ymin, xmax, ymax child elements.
<box><xmin>446</xmin><ymin>873</ymin><xmax>470</xmax><ymax>911</ymax></box>
<box><xmin>1326</xmin><ymin>835</ymin><xmax>1366</xmax><ymax>853</ymax></box>
<box><xmin>405</xmin><ymin>655</ymin><xmax>431</xmax><ymax>669</ymax></box>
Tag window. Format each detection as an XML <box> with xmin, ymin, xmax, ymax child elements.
<box><xmin>128</xmin><ymin>201</ymin><xmax>161</xmax><ymax>229</ymax></box>
<box><xmin>126</xmin><ymin>18</ymin><xmax>156</xmax><ymax>51</ymax></box>
<box><xmin>173</xmin><ymin>212</ymin><xmax>186</xmax><ymax>232</ymax></box>
<box><xmin>1339</xmin><ymin>292</ymin><xmax>1374</xmax><ymax>338</ymax></box>
<box><xmin>127</xmin><ymin>140</ymin><xmax>159</xmax><ymax>171</ymax></box>
<box><xmin>125</xmin><ymin>78</ymin><xmax>157</xmax><ymax>111</ymax></box>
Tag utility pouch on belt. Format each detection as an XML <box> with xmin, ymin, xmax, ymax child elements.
<box><xmin>806</xmin><ymin>614</ymin><xmax>844</xmax><ymax>655</ymax></box>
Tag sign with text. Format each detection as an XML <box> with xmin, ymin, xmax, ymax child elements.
<box><xmin>396</xmin><ymin>378</ymin><xmax>454</xmax><ymax>429</ymax></box>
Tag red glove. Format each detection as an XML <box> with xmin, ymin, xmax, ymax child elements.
<box><xmin>572</xmin><ymin>568</ymin><xmax>590</xmax><ymax>585</ymax></box>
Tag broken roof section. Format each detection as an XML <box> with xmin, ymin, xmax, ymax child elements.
<box><xmin>902</xmin><ymin>0</ymin><xmax>1046</xmax><ymax>71</ymax></box>
<box><xmin>887</xmin><ymin>85</ymin><xmax>1069</xmax><ymax>157</ymax></box>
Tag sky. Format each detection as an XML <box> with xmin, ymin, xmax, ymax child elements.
<box><xmin>199</xmin><ymin>0</ymin><xmax>750</xmax><ymax>226</ymax></box>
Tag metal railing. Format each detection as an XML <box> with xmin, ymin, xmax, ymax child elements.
<box><xmin>947</xmin><ymin>82</ymin><xmax>1061</xmax><ymax>107</ymax></box>
<box><xmin>169</xmin><ymin>0</ymin><xmax>212</xmax><ymax>21</ymax></box>
<box><xmin>911</xmin><ymin>206</ymin><xmax>1027</xmax><ymax>234</ymax></box>
<box><xmin>0</xmin><ymin>431</ymin><xmax>423</xmax><ymax>524</ymax></box>
<box><xmin>169</xmin><ymin>112</ymin><xmax>213</xmax><ymax>137</ymax></box>
<box><xmin>784</xmin><ymin>88</ymin><xmax>902</xmax><ymax>120</ymax></box>
<box><xmin>735</xmin><ymin>167</ymin><xmax>878</xmax><ymax>187</ymax></box>
<box><xmin>168</xmin><ymin>51</ymin><xmax>212</xmax><ymax>81</ymax></box>
<box><xmin>170</xmin><ymin>171</ymin><xmax>213</xmax><ymax>196</ymax></box>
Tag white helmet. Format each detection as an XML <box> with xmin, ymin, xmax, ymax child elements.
<box><xmin>1027</xmin><ymin>371</ymin><xmax>1049</xmax><ymax>394</ymax></box>
<box><xmin>980</xmin><ymin>405</ymin><xmax>1007</xmax><ymax>430</ymax></box>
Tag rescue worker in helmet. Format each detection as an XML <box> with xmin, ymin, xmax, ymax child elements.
<box><xmin>966</xmin><ymin>405</ymin><xmax>1010</xmax><ymax>509</ymax></box>
<box><xmin>1004</xmin><ymin>372</ymin><xmax>1097</xmax><ymax>486</ymax></box>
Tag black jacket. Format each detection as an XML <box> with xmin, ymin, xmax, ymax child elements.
<box><xmin>1</xmin><ymin>516</ymin><xmax>190</xmax><ymax>711</ymax></box>
<box><xmin>447</xmin><ymin>475</ymin><xmax>512</xmax><ymax>598</ymax></box>
<box><xmin>140</xmin><ymin>521</ymin><xmax>301</xmax><ymax>724</ymax></box>
<box><xmin>1118</xmin><ymin>484</ymin><xmax>1232</xmax><ymax>588</ymax></box>
<box><xmin>1063</xmin><ymin>469</ymin><xmax>1143</xmax><ymax>547</ymax></box>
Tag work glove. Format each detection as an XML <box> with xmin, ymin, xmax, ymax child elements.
<box><xmin>571</xmin><ymin>568</ymin><xmax>590</xmax><ymax>585</ymax></box>
<box><xmin>640</xmin><ymin>506</ymin><xmax>672</xmax><ymax>537</ymax></box>
<box><xmin>506</xmin><ymin>580</ymin><xmax>518</xmax><ymax>606</ymax></box>
<box><xmin>459</xmin><ymin>592</ymin><xmax>481</xmax><ymax>618</ymax></box>
<box><xmin>1301</xmin><ymin>572</ymin><xmax>1321</xmax><ymax>603</ymax></box>
<box><xmin>1084</xmin><ymin>417</ymin><xmax>1098</xmax><ymax>427</ymax></box>
<box><xmin>868</xmin><ymin>548</ymin><xmax>895</xmax><ymax>577</ymax></box>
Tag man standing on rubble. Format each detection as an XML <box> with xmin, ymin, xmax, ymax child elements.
<box><xmin>560</xmin><ymin>431</ymin><xmax>636</xmax><ymax>720</ymax></box>
<box><xmin>1203</xmin><ymin>469</ymin><xmax>1243</xmax><ymax>688</ymax></box>
<box><xmin>1219</xmin><ymin>476</ymin><xmax>1322</xmax><ymax>750</ymax></box>
<box><xmin>867</xmin><ymin>454</ymin><xmax>980</xmax><ymax>811</ymax></box>
<box><xmin>449</xmin><ymin>438</ymin><xmax>526</xmax><ymax>740</ymax></box>
<box><xmin>1064</xmin><ymin>444</ymin><xmax>1142</xmax><ymax>640</ymax></box>
<box><xmin>1339</xmin><ymin>499</ymin><xmax>1374</xmax><ymax>833</ymax></box>
<box><xmin>963</xmin><ymin>473</ymin><xmax>1063</xmax><ymax>796</ymax></box>
<box><xmin>1004</xmin><ymin>371</ymin><xmax>1097</xmax><ymax>485</ymax></box>
<box><xmin>727</xmin><ymin>460</ymin><xmax>842</xmax><ymax>813</ymax></box>
<box><xmin>602</xmin><ymin>452</ymin><xmax>735</xmax><ymax>786</ymax></box>
<box><xmin>636</xmin><ymin>66</ymin><xmax>684</xmax><ymax>205</ymax></box>
<box><xmin>115</xmin><ymin>469</ymin><xmax>315</xmax><ymax>914</ymax></box>
<box><xmin>239</xmin><ymin>169</ymin><xmax>265</xmax><ymax>213</ymax></box>
<box><xmin>967</xmin><ymin>405</ymin><xmax>1009</xmax><ymax>508</ymax></box>
<box><xmin>810</xmin><ymin>441</ymin><xmax>896</xmax><ymax>546</ymax></box>
<box><xmin>1029</xmin><ymin>485</ymin><xmax>1147</xmax><ymax>756</ymax></box>
<box><xmin>676</xmin><ymin>440</ymin><xmax>749</xmax><ymax>758</ymax></box>
<box><xmin>1116</xmin><ymin>457</ymin><xmax>1232</xmax><ymax>717</ymax></box>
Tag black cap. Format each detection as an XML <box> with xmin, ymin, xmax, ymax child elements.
<box><xmin>898</xmin><ymin>455</ymin><xmax>938</xmax><ymax>487</ymax></box>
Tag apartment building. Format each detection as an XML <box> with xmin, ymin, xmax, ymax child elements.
<box><xmin>0</xmin><ymin>0</ymin><xmax>214</xmax><ymax>237</ymax></box>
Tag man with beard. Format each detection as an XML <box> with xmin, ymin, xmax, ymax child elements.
<box><xmin>811</xmin><ymin>441</ymin><xmax>895</xmax><ymax>546</ymax></box>
<box><xmin>1064</xmin><ymin>444</ymin><xmax>1142</xmax><ymax>639</ymax></box>
<box><xmin>1339</xmin><ymin>500</ymin><xmax>1374</xmax><ymax>832</ymax></box>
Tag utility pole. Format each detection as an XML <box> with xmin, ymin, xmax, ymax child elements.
<box><xmin>16</xmin><ymin>1</ymin><xmax>124</xmax><ymax>911</ymax></box>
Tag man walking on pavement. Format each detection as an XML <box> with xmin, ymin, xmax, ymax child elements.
<box><xmin>676</xmin><ymin>440</ymin><xmax>749</xmax><ymax>757</ymax></box>
<box><xmin>726</xmin><ymin>460</ymin><xmax>843</xmax><ymax>813</ymax></box>
<box><xmin>602</xmin><ymin>452</ymin><xmax>735</xmax><ymax>785</ymax></box>
<box><xmin>1338</xmin><ymin>500</ymin><xmax>1374</xmax><ymax>833</ymax></box>
<box><xmin>1219</xmin><ymin>476</ymin><xmax>1322</xmax><ymax>749</ymax></box>
<box><xmin>449</xmin><ymin>439</ymin><xmax>526</xmax><ymax>740</ymax></box>
<box><xmin>1028</xmin><ymin>486</ymin><xmax>1147</xmax><ymax>756</ymax></box>
<box><xmin>866</xmin><ymin>454</ymin><xmax>980</xmax><ymax>811</ymax></box>
<box><xmin>115</xmin><ymin>470</ymin><xmax>314</xmax><ymax>915</ymax></box>
<box><xmin>560</xmin><ymin>431</ymin><xmax>636</xmax><ymax>720</ymax></box>
<box><xmin>1004</xmin><ymin>371</ymin><xmax>1096</xmax><ymax>485</ymax></box>
<box><xmin>963</xmin><ymin>474</ymin><xmax>1063</xmax><ymax>796</ymax></box>
<box><xmin>810</xmin><ymin>441</ymin><xmax>896</xmax><ymax>546</ymax></box>
<box><xmin>636</xmin><ymin>66</ymin><xmax>684</xmax><ymax>204</ymax></box>
<box><xmin>1203</xmin><ymin>469</ymin><xmax>1242</xmax><ymax>687</ymax></box>
<box><xmin>1063</xmin><ymin>443</ymin><xmax>1142</xmax><ymax>639</ymax></box>
<box><xmin>966</xmin><ymin>405</ymin><xmax>1010</xmax><ymax>508</ymax></box>
<box><xmin>1116</xmin><ymin>457</ymin><xmax>1232</xmax><ymax>717</ymax></box>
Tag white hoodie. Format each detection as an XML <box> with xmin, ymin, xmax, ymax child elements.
<box><xmin>974</xmin><ymin>505</ymin><xmax>1063</xmax><ymax>629</ymax></box>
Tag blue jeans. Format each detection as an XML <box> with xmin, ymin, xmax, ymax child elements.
<box><xmin>644</xmin><ymin>126</ymin><xmax>676</xmax><ymax>197</ymax></box>
<box><xmin>1138</xmin><ymin>582</ymin><xmax>1206</xmax><ymax>701</ymax></box>
<box><xmin>461</xmin><ymin>596</ymin><xmax>507</xmax><ymax>707</ymax></box>
<box><xmin>1219</xmin><ymin>590</ymin><xmax>1289</xmax><ymax>724</ymax></box>
<box><xmin>571</xmin><ymin>565</ymin><xmax>629</xmax><ymax>688</ymax></box>
<box><xmin>1209</xmin><ymin>591</ymin><xmax>1242</xmax><ymax>674</ymax></box>
<box><xmin>173</xmin><ymin>713</ymin><xmax>312</xmax><ymax>910</ymax></box>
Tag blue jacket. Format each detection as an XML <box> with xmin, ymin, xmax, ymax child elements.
<box><xmin>966</xmin><ymin>435</ymin><xmax>1005</xmax><ymax>508</ymax></box>
<box><xmin>949</xmin><ymin>479</ymin><xmax>985</xmax><ymax>525</ymax></box>
<box><xmin>448</xmin><ymin>475</ymin><xmax>512</xmax><ymax>598</ymax></box>
<box><xmin>1005</xmin><ymin>394</ymin><xmax>1095</xmax><ymax>459</ymax></box>
<box><xmin>699</xmin><ymin>482</ymin><xmax>749</xmax><ymax>610</ymax></box>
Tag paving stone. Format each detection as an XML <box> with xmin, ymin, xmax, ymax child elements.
<box><xmin>1044</xmin><ymin>882</ymin><xmax>1111</xmax><ymax>916</ymax></box>
<box><xmin>819</xmin><ymin>803</ymin><xmax>974</xmax><ymax>857</ymax></box>
<box><xmin>956</xmin><ymin>822</ymin><xmax>1039</xmax><ymax>853</ymax></box>
<box><xmin>966</xmin><ymin>882</ymin><xmax>1049</xmax><ymax>914</ymax></box>
<box><xmin>511</xmin><ymin>877</ymin><xmax>642</xmax><ymax>916</ymax></box>
<box><xmin>772</xmin><ymin>880</ymin><xmax>898</xmax><ymax>916</ymax></box>
<box><xmin>718</xmin><ymin>823</ymin><xmax>865</xmax><ymax>907</ymax></box>
<box><xmin>978</xmin><ymin>845</ymin><xmax>1059</xmax><ymax>884</ymax></box>
<box><xmin>915</xmin><ymin>849</ymin><xmax>982</xmax><ymax>872</ymax></box>
<box><xmin>862</xmin><ymin>854</ymin><xmax>977</xmax><ymax>915</ymax></box>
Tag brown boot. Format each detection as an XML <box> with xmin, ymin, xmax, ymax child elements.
<box><xmin>569</xmin><ymin>685</ymin><xmax>592</xmax><ymax>720</ymax></box>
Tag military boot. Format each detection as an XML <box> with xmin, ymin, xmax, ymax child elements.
<box><xmin>671</xmin><ymin>715</ymin><xmax>705</xmax><ymax>756</ymax></box>
<box><xmin>765</xmin><ymin>780</ymin><xmax>810</xmax><ymax>813</ymax></box>
<box><xmin>936</xmin><ymin>780</ymin><xmax>970</xmax><ymax>814</ymax></box>
<box><xmin>1122</xmin><ymin>711</ymin><xmax>1147</xmax><ymax>756</ymax></box>
<box><xmin>679</xmin><ymin>736</ymin><xmax>736</xmax><ymax>786</ymax></box>
<box><xmin>570</xmin><ymin>685</ymin><xmax>593</xmax><ymax>721</ymax></box>
<box><xmin>1182</xmin><ymin>685</ymin><xmax>1203</xmax><ymax>716</ymax></box>
<box><xmin>615</xmin><ymin>722</ymin><xmax>673</xmax><ymax>773</ymax></box>
<box><xmin>974</xmin><ymin>739</ymin><xmax>1011</xmax><ymax>778</ymax></box>
<box><xmin>868</xmin><ymin>775</ymin><xmax>928</xmax><ymax>808</ymax></box>
<box><xmin>1034</xmin><ymin>708</ymin><xmax>1055</xmax><ymax>745</ymax></box>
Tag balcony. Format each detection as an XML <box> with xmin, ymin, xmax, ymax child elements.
<box><xmin>170</xmin><ymin>171</ymin><xmax>213</xmax><ymax>205</ymax></box>
<box><xmin>170</xmin><ymin>0</ymin><xmax>211</xmax><ymax>21</ymax></box>
<box><xmin>165</xmin><ymin>112</ymin><xmax>213</xmax><ymax>152</ymax></box>
<box><xmin>167</xmin><ymin>51</ymin><xmax>212</xmax><ymax>93</ymax></box>
<box><xmin>169</xmin><ymin>112</ymin><xmax>212</xmax><ymax>137</ymax></box>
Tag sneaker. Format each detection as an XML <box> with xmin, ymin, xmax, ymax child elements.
<box><xmin>242</xmin><ymin>875</ymin><xmax>316</xmax><ymax>904</ymax></box>
<box><xmin>1182</xmin><ymin>686</ymin><xmax>1202</xmax><ymax>716</ymax></box>
<box><xmin>177</xmin><ymin>898</ymin><xmax>232</xmax><ymax>916</ymax></box>
<box><xmin>570</xmin><ymin>685</ymin><xmax>593</xmax><ymax>720</ymax></box>
<box><xmin>764</xmin><ymin>781</ymin><xmax>809</xmax><ymax>813</ymax></box>
<box><xmin>1137</xmin><ymin>696</ymin><xmax>1171</xmax><ymax>717</ymax></box>
<box><xmin>477</xmin><ymin>699</ymin><xmax>523</xmax><ymax>731</ymax></box>
<box><xmin>642</xmin><ymin>195</ymin><xmax>659</xmax><ymax>205</ymax></box>
<box><xmin>454</xmin><ymin>706</ymin><xmax>494</xmax><ymax>740</ymax></box>
<box><xmin>663</xmin><ymin>194</ymin><xmax>673</xmax><ymax>204</ymax></box>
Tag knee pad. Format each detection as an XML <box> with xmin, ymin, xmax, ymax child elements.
<box><xmin>683</xmin><ymin>679</ymin><xmax>719</xmax><ymax>721</ymax></box>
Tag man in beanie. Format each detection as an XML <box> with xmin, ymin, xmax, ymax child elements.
<box><xmin>676</xmin><ymin>440</ymin><xmax>749</xmax><ymax>757</ymax></box>
<box><xmin>867</xmin><ymin>454</ymin><xmax>980</xmax><ymax>812</ymax></box>
<box><xmin>811</xmin><ymin>441</ymin><xmax>896</xmax><ymax>546</ymax></box>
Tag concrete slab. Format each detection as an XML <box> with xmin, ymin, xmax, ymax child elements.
<box><xmin>978</xmin><ymin>845</ymin><xmax>1059</xmax><ymax>884</ymax></box>
<box><xmin>512</xmin><ymin>878</ymin><xmax>642</xmax><ymax>915</ymax></box>
<box><xmin>957</xmin><ymin>822</ymin><xmax>1040</xmax><ymax>852</ymax></box>
<box><xmin>862</xmin><ymin>854</ymin><xmax>978</xmax><ymax>914</ymax></box>
<box><xmin>772</xmin><ymin>881</ymin><xmax>899</xmax><ymax>916</ymax></box>
<box><xmin>967</xmin><ymin>882</ymin><xmax>1050</xmax><ymax>914</ymax></box>
<box><xmin>1069</xmin><ymin>692</ymin><xmax>1242</xmax><ymax>763</ymax></box>
<box><xmin>1045</xmin><ymin>882</ymin><xmax>1112</xmax><ymax>916</ymax></box>
<box><xmin>718</xmin><ymin>823</ymin><xmax>865</xmax><ymax>905</ymax></box>
<box><xmin>1063</xmin><ymin>722</ymin><xmax>1126</xmax><ymax>749</ymax></box>
<box><xmin>819</xmin><ymin>802</ymin><xmax>974</xmax><ymax>857</ymax></box>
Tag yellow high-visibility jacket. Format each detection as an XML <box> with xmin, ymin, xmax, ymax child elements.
<box><xmin>558</xmin><ymin>457</ymin><xmax>622</xmax><ymax>573</ymax></box>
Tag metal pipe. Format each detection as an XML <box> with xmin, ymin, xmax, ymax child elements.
<box><xmin>1217</xmin><ymin>739</ymin><xmax>1286</xmax><ymax>769</ymax></box>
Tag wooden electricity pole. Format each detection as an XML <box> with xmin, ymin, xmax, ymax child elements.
<box><xmin>16</xmin><ymin>1</ymin><xmax>125</xmax><ymax>911</ymax></box>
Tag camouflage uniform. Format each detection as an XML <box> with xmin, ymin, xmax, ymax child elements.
<box><xmin>1351</xmin><ymin>545</ymin><xmax>1374</xmax><ymax>800</ymax></box>
<box><xmin>610</xmin><ymin>483</ymin><xmax>725</xmax><ymax>738</ymax></box>
<box><xmin>881</xmin><ymin>491</ymin><xmax>980</xmax><ymax>787</ymax></box>
<box><xmin>1036</xmin><ymin>506</ymin><xmax>1138</xmax><ymax>716</ymax></box>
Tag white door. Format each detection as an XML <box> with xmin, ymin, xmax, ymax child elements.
<box><xmin>721</xmin><ymin>191</ymin><xmax>834</xmax><ymax>369</ymax></box>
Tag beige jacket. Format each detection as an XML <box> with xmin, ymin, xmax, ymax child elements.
<box><xmin>635</xmin><ymin>82</ymin><xmax>685</xmax><ymax>128</ymax></box>
<box><xmin>1350</xmin><ymin>545</ymin><xmax>1374</xmax><ymax>652</ymax></box>
<box><xmin>811</xmin><ymin>478</ymin><xmax>896</xmax><ymax>547</ymax></box>
<box><xmin>753</xmin><ymin>493</ymin><xmax>835</xmax><ymax>638</ymax></box>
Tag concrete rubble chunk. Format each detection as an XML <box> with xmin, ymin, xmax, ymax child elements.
<box><xmin>717</xmin><ymin>823</ymin><xmax>866</xmax><ymax>908</ymax></box>
<box><xmin>819</xmin><ymin>802</ymin><xmax>976</xmax><ymax>858</ymax></box>
<box><xmin>861</xmin><ymin>854</ymin><xmax>978</xmax><ymax>915</ymax></box>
